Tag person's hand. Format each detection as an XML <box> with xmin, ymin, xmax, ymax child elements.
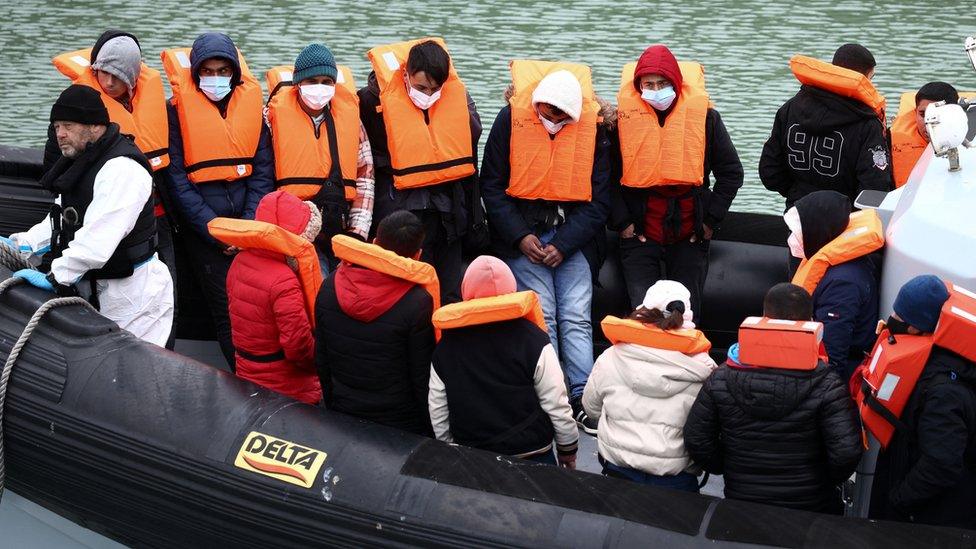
<box><xmin>518</xmin><ymin>234</ymin><xmax>546</xmax><ymax>264</ymax></box>
<box><xmin>542</xmin><ymin>244</ymin><xmax>564</xmax><ymax>268</ymax></box>
<box><xmin>690</xmin><ymin>224</ymin><xmax>714</xmax><ymax>243</ymax></box>
<box><xmin>222</xmin><ymin>245</ymin><xmax>241</xmax><ymax>256</ymax></box>
<box><xmin>557</xmin><ymin>452</ymin><xmax>577</xmax><ymax>470</ymax></box>
<box><xmin>12</xmin><ymin>269</ymin><xmax>54</xmax><ymax>291</ymax></box>
<box><xmin>620</xmin><ymin>224</ymin><xmax>646</xmax><ymax>243</ymax></box>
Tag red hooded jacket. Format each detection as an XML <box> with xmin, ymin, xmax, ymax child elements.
<box><xmin>226</xmin><ymin>191</ymin><xmax>321</xmax><ymax>405</ymax></box>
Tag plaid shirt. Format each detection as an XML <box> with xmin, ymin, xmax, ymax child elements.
<box><xmin>348</xmin><ymin>122</ymin><xmax>375</xmax><ymax>239</ymax></box>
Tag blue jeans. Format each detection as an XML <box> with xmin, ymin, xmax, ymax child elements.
<box><xmin>602</xmin><ymin>460</ymin><xmax>700</xmax><ymax>493</ymax></box>
<box><xmin>506</xmin><ymin>242</ymin><xmax>593</xmax><ymax>399</ymax></box>
<box><xmin>524</xmin><ymin>450</ymin><xmax>557</xmax><ymax>465</ymax></box>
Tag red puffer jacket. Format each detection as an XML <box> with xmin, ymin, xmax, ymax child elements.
<box><xmin>226</xmin><ymin>192</ymin><xmax>321</xmax><ymax>404</ymax></box>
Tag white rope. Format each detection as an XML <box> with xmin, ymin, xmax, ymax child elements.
<box><xmin>0</xmin><ymin>243</ymin><xmax>30</xmax><ymax>273</ymax></box>
<box><xmin>0</xmin><ymin>275</ymin><xmax>95</xmax><ymax>502</ymax></box>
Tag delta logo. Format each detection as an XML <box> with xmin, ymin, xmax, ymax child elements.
<box><xmin>234</xmin><ymin>431</ymin><xmax>327</xmax><ymax>489</ymax></box>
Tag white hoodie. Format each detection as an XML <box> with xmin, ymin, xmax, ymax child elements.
<box><xmin>583</xmin><ymin>342</ymin><xmax>717</xmax><ymax>476</ymax></box>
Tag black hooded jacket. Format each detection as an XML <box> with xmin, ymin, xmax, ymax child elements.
<box><xmin>759</xmin><ymin>85</ymin><xmax>892</xmax><ymax>210</ymax></box>
<box><xmin>684</xmin><ymin>361</ymin><xmax>862</xmax><ymax>513</ymax></box>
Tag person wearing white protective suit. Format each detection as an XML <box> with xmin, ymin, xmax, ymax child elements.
<box><xmin>1</xmin><ymin>85</ymin><xmax>173</xmax><ymax>346</ymax></box>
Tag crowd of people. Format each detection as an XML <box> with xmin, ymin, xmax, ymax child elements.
<box><xmin>1</xmin><ymin>29</ymin><xmax>974</xmax><ymax>530</ymax></box>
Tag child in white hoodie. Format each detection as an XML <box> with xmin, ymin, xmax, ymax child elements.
<box><xmin>583</xmin><ymin>280</ymin><xmax>717</xmax><ymax>491</ymax></box>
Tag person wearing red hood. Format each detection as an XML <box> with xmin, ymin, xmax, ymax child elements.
<box><xmin>610</xmin><ymin>44</ymin><xmax>743</xmax><ymax>321</ymax></box>
<box><xmin>226</xmin><ymin>191</ymin><xmax>322</xmax><ymax>405</ymax></box>
<box><xmin>314</xmin><ymin>210</ymin><xmax>436</xmax><ymax>436</ymax></box>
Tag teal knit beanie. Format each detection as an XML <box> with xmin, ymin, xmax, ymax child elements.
<box><xmin>293</xmin><ymin>44</ymin><xmax>337</xmax><ymax>83</ymax></box>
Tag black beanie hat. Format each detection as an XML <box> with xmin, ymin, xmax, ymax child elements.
<box><xmin>50</xmin><ymin>84</ymin><xmax>110</xmax><ymax>125</ymax></box>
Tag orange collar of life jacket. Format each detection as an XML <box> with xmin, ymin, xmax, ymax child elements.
<box><xmin>432</xmin><ymin>291</ymin><xmax>547</xmax><ymax>333</ymax></box>
<box><xmin>890</xmin><ymin>91</ymin><xmax>928</xmax><ymax>188</ymax></box>
<box><xmin>506</xmin><ymin>59</ymin><xmax>599</xmax><ymax>203</ymax></box>
<box><xmin>265</xmin><ymin>64</ymin><xmax>360</xmax><ymax>202</ymax></box>
<box><xmin>792</xmin><ymin>209</ymin><xmax>884</xmax><ymax>295</ymax></box>
<box><xmin>600</xmin><ymin>315</ymin><xmax>711</xmax><ymax>355</ymax></box>
<box><xmin>53</xmin><ymin>48</ymin><xmax>170</xmax><ymax>170</ymax></box>
<box><xmin>207</xmin><ymin>217</ymin><xmax>323</xmax><ymax>325</ymax></box>
<box><xmin>737</xmin><ymin>316</ymin><xmax>824</xmax><ymax>370</ymax></box>
<box><xmin>366</xmin><ymin>37</ymin><xmax>475</xmax><ymax>190</ymax></box>
<box><xmin>789</xmin><ymin>55</ymin><xmax>885</xmax><ymax>123</ymax></box>
<box><xmin>616</xmin><ymin>61</ymin><xmax>709</xmax><ymax>189</ymax></box>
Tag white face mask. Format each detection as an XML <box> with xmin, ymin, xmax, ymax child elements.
<box><xmin>405</xmin><ymin>75</ymin><xmax>441</xmax><ymax>110</ymax></box>
<box><xmin>299</xmin><ymin>84</ymin><xmax>336</xmax><ymax>110</ymax></box>
<box><xmin>641</xmin><ymin>86</ymin><xmax>676</xmax><ymax>111</ymax></box>
<box><xmin>199</xmin><ymin>75</ymin><xmax>232</xmax><ymax>102</ymax></box>
<box><xmin>783</xmin><ymin>207</ymin><xmax>806</xmax><ymax>259</ymax></box>
<box><xmin>539</xmin><ymin>114</ymin><xmax>568</xmax><ymax>135</ymax></box>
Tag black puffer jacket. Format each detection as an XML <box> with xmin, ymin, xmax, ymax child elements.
<box><xmin>684</xmin><ymin>361</ymin><xmax>862</xmax><ymax>513</ymax></box>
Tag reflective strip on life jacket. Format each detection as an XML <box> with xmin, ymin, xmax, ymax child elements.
<box><xmin>737</xmin><ymin>316</ymin><xmax>824</xmax><ymax>370</ymax></box>
<box><xmin>792</xmin><ymin>209</ymin><xmax>884</xmax><ymax>294</ymax></box>
<box><xmin>600</xmin><ymin>315</ymin><xmax>711</xmax><ymax>355</ymax></box>
<box><xmin>790</xmin><ymin>55</ymin><xmax>885</xmax><ymax>122</ymax></box>
<box><xmin>331</xmin><ymin>234</ymin><xmax>441</xmax><ymax>338</ymax></box>
<box><xmin>616</xmin><ymin>61</ymin><xmax>708</xmax><ymax>188</ymax></box>
<box><xmin>265</xmin><ymin>64</ymin><xmax>359</xmax><ymax>202</ymax></box>
<box><xmin>207</xmin><ymin>217</ymin><xmax>323</xmax><ymax>325</ymax></box>
<box><xmin>507</xmin><ymin>59</ymin><xmax>599</xmax><ymax>202</ymax></box>
<box><xmin>161</xmin><ymin>47</ymin><xmax>263</xmax><ymax>183</ymax></box>
<box><xmin>367</xmin><ymin>37</ymin><xmax>475</xmax><ymax>189</ymax></box>
<box><xmin>53</xmin><ymin>48</ymin><xmax>170</xmax><ymax>170</ymax></box>
<box><xmin>432</xmin><ymin>291</ymin><xmax>547</xmax><ymax>332</ymax></box>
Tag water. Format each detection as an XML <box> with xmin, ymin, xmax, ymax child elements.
<box><xmin>1</xmin><ymin>0</ymin><xmax>973</xmax><ymax>213</ymax></box>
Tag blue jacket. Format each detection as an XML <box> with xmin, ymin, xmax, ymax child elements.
<box><xmin>164</xmin><ymin>32</ymin><xmax>273</xmax><ymax>245</ymax></box>
<box><xmin>813</xmin><ymin>255</ymin><xmax>880</xmax><ymax>380</ymax></box>
<box><xmin>480</xmin><ymin>105</ymin><xmax>610</xmax><ymax>269</ymax></box>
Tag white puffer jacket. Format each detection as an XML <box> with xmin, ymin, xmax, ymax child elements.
<box><xmin>583</xmin><ymin>342</ymin><xmax>717</xmax><ymax>476</ymax></box>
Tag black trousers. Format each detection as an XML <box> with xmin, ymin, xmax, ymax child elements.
<box><xmin>156</xmin><ymin>214</ymin><xmax>178</xmax><ymax>350</ymax></box>
<box><xmin>416</xmin><ymin>210</ymin><xmax>462</xmax><ymax>305</ymax></box>
<box><xmin>182</xmin><ymin>227</ymin><xmax>235</xmax><ymax>368</ymax></box>
<box><xmin>618</xmin><ymin>236</ymin><xmax>710</xmax><ymax>323</ymax></box>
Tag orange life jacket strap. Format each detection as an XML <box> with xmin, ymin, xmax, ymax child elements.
<box><xmin>737</xmin><ymin>317</ymin><xmax>824</xmax><ymax>370</ymax></box>
<box><xmin>432</xmin><ymin>291</ymin><xmax>547</xmax><ymax>332</ymax></box>
<box><xmin>600</xmin><ymin>316</ymin><xmax>711</xmax><ymax>355</ymax></box>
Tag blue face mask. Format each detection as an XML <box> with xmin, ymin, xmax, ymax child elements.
<box><xmin>199</xmin><ymin>75</ymin><xmax>232</xmax><ymax>102</ymax></box>
<box><xmin>641</xmin><ymin>86</ymin><xmax>676</xmax><ymax>111</ymax></box>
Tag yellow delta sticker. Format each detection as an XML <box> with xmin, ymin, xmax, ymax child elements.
<box><xmin>234</xmin><ymin>431</ymin><xmax>327</xmax><ymax>489</ymax></box>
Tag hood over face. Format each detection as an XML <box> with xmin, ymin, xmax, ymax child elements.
<box><xmin>634</xmin><ymin>44</ymin><xmax>683</xmax><ymax>98</ymax></box>
<box><xmin>794</xmin><ymin>190</ymin><xmax>851</xmax><ymax>259</ymax></box>
<box><xmin>334</xmin><ymin>265</ymin><xmax>416</xmax><ymax>323</ymax></box>
<box><xmin>255</xmin><ymin>190</ymin><xmax>311</xmax><ymax>236</ymax></box>
<box><xmin>90</xmin><ymin>29</ymin><xmax>140</xmax><ymax>64</ymax></box>
<box><xmin>611</xmin><ymin>344</ymin><xmax>715</xmax><ymax>399</ymax></box>
<box><xmin>793</xmin><ymin>85</ymin><xmax>879</xmax><ymax>134</ymax></box>
<box><xmin>190</xmin><ymin>32</ymin><xmax>242</xmax><ymax>86</ymax></box>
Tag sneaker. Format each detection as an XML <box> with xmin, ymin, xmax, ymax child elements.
<box><xmin>570</xmin><ymin>396</ymin><xmax>598</xmax><ymax>436</ymax></box>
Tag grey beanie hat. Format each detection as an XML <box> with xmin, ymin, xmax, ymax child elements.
<box><xmin>91</xmin><ymin>36</ymin><xmax>142</xmax><ymax>91</ymax></box>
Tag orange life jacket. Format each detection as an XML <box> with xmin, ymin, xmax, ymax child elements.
<box><xmin>792</xmin><ymin>209</ymin><xmax>884</xmax><ymax>294</ymax></box>
<box><xmin>366</xmin><ymin>38</ymin><xmax>475</xmax><ymax>190</ymax></box>
<box><xmin>737</xmin><ymin>316</ymin><xmax>825</xmax><ymax>370</ymax></box>
<box><xmin>890</xmin><ymin>91</ymin><xmax>976</xmax><ymax>188</ymax></box>
<box><xmin>161</xmin><ymin>47</ymin><xmax>264</xmax><ymax>183</ymax></box>
<box><xmin>616</xmin><ymin>61</ymin><xmax>709</xmax><ymax>188</ymax></box>
<box><xmin>507</xmin><ymin>60</ymin><xmax>599</xmax><ymax>202</ymax></box>
<box><xmin>432</xmin><ymin>291</ymin><xmax>547</xmax><ymax>332</ymax></box>
<box><xmin>53</xmin><ymin>48</ymin><xmax>170</xmax><ymax>171</ymax></box>
<box><xmin>207</xmin><ymin>217</ymin><xmax>323</xmax><ymax>325</ymax></box>
<box><xmin>790</xmin><ymin>55</ymin><xmax>886</xmax><ymax>123</ymax></box>
<box><xmin>600</xmin><ymin>315</ymin><xmax>711</xmax><ymax>355</ymax></box>
<box><xmin>858</xmin><ymin>283</ymin><xmax>976</xmax><ymax>447</ymax></box>
<box><xmin>330</xmin><ymin>234</ymin><xmax>441</xmax><ymax>338</ymax></box>
<box><xmin>265</xmin><ymin>65</ymin><xmax>359</xmax><ymax>202</ymax></box>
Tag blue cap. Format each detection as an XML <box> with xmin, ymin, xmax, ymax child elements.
<box><xmin>893</xmin><ymin>275</ymin><xmax>950</xmax><ymax>333</ymax></box>
<box><xmin>293</xmin><ymin>44</ymin><xmax>337</xmax><ymax>83</ymax></box>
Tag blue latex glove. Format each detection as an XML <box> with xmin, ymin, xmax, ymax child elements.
<box><xmin>12</xmin><ymin>269</ymin><xmax>54</xmax><ymax>292</ymax></box>
<box><xmin>0</xmin><ymin>236</ymin><xmax>14</xmax><ymax>248</ymax></box>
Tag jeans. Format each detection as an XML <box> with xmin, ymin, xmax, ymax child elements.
<box><xmin>602</xmin><ymin>460</ymin><xmax>700</xmax><ymax>493</ymax></box>
<box><xmin>618</xmin><ymin>236</ymin><xmax>709</xmax><ymax>323</ymax></box>
<box><xmin>524</xmin><ymin>449</ymin><xmax>557</xmax><ymax>466</ymax></box>
<box><xmin>182</xmin><ymin>227</ymin><xmax>235</xmax><ymax>369</ymax></box>
<box><xmin>506</xmin><ymin>241</ymin><xmax>593</xmax><ymax>399</ymax></box>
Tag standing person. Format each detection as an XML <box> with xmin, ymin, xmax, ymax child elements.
<box><xmin>359</xmin><ymin>38</ymin><xmax>481</xmax><ymax>304</ymax></box>
<box><xmin>684</xmin><ymin>283</ymin><xmax>862</xmax><ymax>513</ymax></box>
<box><xmin>481</xmin><ymin>61</ymin><xmax>611</xmax><ymax>434</ymax></box>
<box><xmin>787</xmin><ymin>190</ymin><xmax>883</xmax><ymax>380</ymax></box>
<box><xmin>5</xmin><ymin>85</ymin><xmax>173</xmax><ymax>346</ymax></box>
<box><xmin>161</xmin><ymin>32</ymin><xmax>273</xmax><ymax>367</ymax></box>
<box><xmin>890</xmin><ymin>82</ymin><xmax>960</xmax><ymax>188</ymax></box>
<box><xmin>314</xmin><ymin>211</ymin><xmax>438</xmax><ymax>436</ymax></box>
<box><xmin>265</xmin><ymin>44</ymin><xmax>374</xmax><ymax>270</ymax></box>
<box><xmin>610</xmin><ymin>44</ymin><xmax>743</xmax><ymax>318</ymax></box>
<box><xmin>220</xmin><ymin>191</ymin><xmax>322</xmax><ymax>405</ymax></box>
<box><xmin>49</xmin><ymin>30</ymin><xmax>178</xmax><ymax>348</ymax></box>
<box><xmin>584</xmin><ymin>281</ymin><xmax>717</xmax><ymax>491</ymax></box>
<box><xmin>867</xmin><ymin>276</ymin><xmax>976</xmax><ymax>529</ymax></box>
<box><xmin>759</xmin><ymin>44</ymin><xmax>891</xmax><ymax>210</ymax></box>
<box><xmin>428</xmin><ymin>256</ymin><xmax>578</xmax><ymax>467</ymax></box>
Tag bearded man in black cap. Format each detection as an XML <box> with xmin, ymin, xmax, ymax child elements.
<box><xmin>2</xmin><ymin>84</ymin><xmax>174</xmax><ymax>346</ymax></box>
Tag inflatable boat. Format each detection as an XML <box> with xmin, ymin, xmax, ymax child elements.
<box><xmin>0</xmin><ymin>140</ymin><xmax>974</xmax><ymax>547</ymax></box>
